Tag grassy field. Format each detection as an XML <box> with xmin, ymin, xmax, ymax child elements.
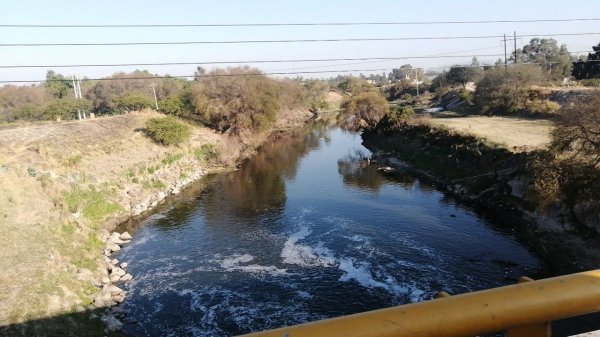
<box><xmin>0</xmin><ymin>111</ymin><xmax>227</xmax><ymax>334</ymax></box>
<box><xmin>425</xmin><ymin>112</ymin><xmax>552</xmax><ymax>152</ymax></box>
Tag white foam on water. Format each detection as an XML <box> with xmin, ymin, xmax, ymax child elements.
<box><xmin>174</xmin><ymin>287</ymin><xmax>323</xmax><ymax>336</ymax></box>
<box><xmin>337</xmin><ymin>257</ymin><xmax>426</xmax><ymax>302</ymax></box>
<box><xmin>296</xmin><ymin>291</ymin><xmax>313</xmax><ymax>299</ymax></box>
<box><xmin>218</xmin><ymin>254</ymin><xmax>288</xmax><ymax>275</ymax></box>
<box><xmin>281</xmin><ymin>227</ymin><xmax>336</xmax><ymax>267</ymax></box>
<box><xmin>221</xmin><ymin>254</ymin><xmax>254</xmax><ymax>269</ymax></box>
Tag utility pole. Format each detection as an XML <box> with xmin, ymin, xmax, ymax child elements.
<box><xmin>415</xmin><ymin>68</ymin><xmax>419</xmax><ymax>96</ymax></box>
<box><xmin>514</xmin><ymin>31</ymin><xmax>518</xmax><ymax>64</ymax></box>
<box><xmin>151</xmin><ymin>84</ymin><xmax>159</xmax><ymax>110</ymax></box>
<box><xmin>72</xmin><ymin>74</ymin><xmax>82</xmax><ymax>120</ymax></box>
<box><xmin>503</xmin><ymin>34</ymin><xmax>508</xmax><ymax>69</ymax></box>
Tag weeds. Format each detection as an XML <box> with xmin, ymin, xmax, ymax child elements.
<box><xmin>64</xmin><ymin>186</ymin><xmax>122</xmax><ymax>224</ymax></box>
<box><xmin>161</xmin><ymin>153</ymin><xmax>183</xmax><ymax>166</ymax></box>
<box><xmin>193</xmin><ymin>143</ymin><xmax>220</xmax><ymax>163</ymax></box>
<box><xmin>141</xmin><ymin>179</ymin><xmax>166</xmax><ymax>190</ymax></box>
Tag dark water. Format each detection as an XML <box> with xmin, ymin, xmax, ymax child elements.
<box><xmin>117</xmin><ymin>123</ymin><xmax>545</xmax><ymax>336</ymax></box>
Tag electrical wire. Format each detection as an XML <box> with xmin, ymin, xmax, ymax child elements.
<box><xmin>3</xmin><ymin>60</ymin><xmax>599</xmax><ymax>84</ymax></box>
<box><xmin>1</xmin><ymin>32</ymin><xmax>599</xmax><ymax>47</ymax></box>
<box><xmin>1</xmin><ymin>18</ymin><xmax>599</xmax><ymax>28</ymax></box>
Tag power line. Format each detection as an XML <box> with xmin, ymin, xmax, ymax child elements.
<box><xmin>0</xmin><ymin>51</ymin><xmax>590</xmax><ymax>70</ymax></box>
<box><xmin>0</xmin><ymin>54</ymin><xmax>513</xmax><ymax>69</ymax></box>
<box><xmin>1</xmin><ymin>32</ymin><xmax>599</xmax><ymax>47</ymax></box>
<box><xmin>3</xmin><ymin>60</ymin><xmax>600</xmax><ymax>84</ymax></box>
<box><xmin>1</xmin><ymin>18</ymin><xmax>599</xmax><ymax>28</ymax></box>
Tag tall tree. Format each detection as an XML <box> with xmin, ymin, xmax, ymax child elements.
<box><xmin>388</xmin><ymin>64</ymin><xmax>423</xmax><ymax>82</ymax></box>
<box><xmin>572</xmin><ymin>42</ymin><xmax>600</xmax><ymax>79</ymax></box>
<box><xmin>513</xmin><ymin>38</ymin><xmax>573</xmax><ymax>80</ymax></box>
<box><xmin>446</xmin><ymin>66</ymin><xmax>479</xmax><ymax>88</ymax></box>
<box><xmin>44</xmin><ymin>70</ymin><xmax>72</xmax><ymax>99</ymax></box>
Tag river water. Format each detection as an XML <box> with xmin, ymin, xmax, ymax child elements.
<box><xmin>116</xmin><ymin>123</ymin><xmax>545</xmax><ymax>336</ymax></box>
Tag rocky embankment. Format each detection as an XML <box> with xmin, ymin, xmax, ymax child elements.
<box><xmin>362</xmin><ymin>122</ymin><xmax>600</xmax><ymax>274</ymax></box>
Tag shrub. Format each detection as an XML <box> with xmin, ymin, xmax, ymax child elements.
<box><xmin>193</xmin><ymin>143</ymin><xmax>220</xmax><ymax>163</ymax></box>
<box><xmin>579</xmin><ymin>79</ymin><xmax>600</xmax><ymax>87</ymax></box>
<box><xmin>377</xmin><ymin>105</ymin><xmax>414</xmax><ymax>129</ymax></box>
<box><xmin>145</xmin><ymin>116</ymin><xmax>191</xmax><ymax>146</ymax></box>
<box><xmin>457</xmin><ymin>89</ymin><xmax>473</xmax><ymax>104</ymax></box>
<box><xmin>523</xmin><ymin>100</ymin><xmax>560</xmax><ymax>115</ymax></box>
<box><xmin>44</xmin><ymin>97</ymin><xmax>92</xmax><ymax>120</ymax></box>
<box><xmin>475</xmin><ymin>65</ymin><xmax>546</xmax><ymax>114</ymax></box>
<box><xmin>113</xmin><ymin>91</ymin><xmax>154</xmax><ymax>113</ymax></box>
<box><xmin>158</xmin><ymin>93</ymin><xmax>192</xmax><ymax>116</ymax></box>
<box><xmin>190</xmin><ymin>67</ymin><xmax>281</xmax><ymax>134</ymax></box>
<box><xmin>339</xmin><ymin>87</ymin><xmax>389</xmax><ymax>131</ymax></box>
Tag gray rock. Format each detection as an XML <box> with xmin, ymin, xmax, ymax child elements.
<box><xmin>113</xmin><ymin>293</ymin><xmax>126</xmax><ymax>303</ymax></box>
<box><xmin>111</xmin><ymin>267</ymin><xmax>126</xmax><ymax>278</ymax></box>
<box><xmin>101</xmin><ymin>277</ymin><xmax>110</xmax><ymax>284</ymax></box>
<box><xmin>120</xmin><ymin>232</ymin><xmax>132</xmax><ymax>240</ymax></box>
<box><xmin>110</xmin><ymin>274</ymin><xmax>121</xmax><ymax>283</ymax></box>
<box><xmin>103</xmin><ymin>249</ymin><xmax>112</xmax><ymax>257</ymax></box>
<box><xmin>106</xmin><ymin>243</ymin><xmax>120</xmax><ymax>252</ymax></box>
<box><xmin>157</xmin><ymin>191</ymin><xmax>166</xmax><ymax>200</ymax></box>
<box><xmin>110</xmin><ymin>259</ymin><xmax>119</xmax><ymax>265</ymax></box>
<box><xmin>120</xmin><ymin>273</ymin><xmax>133</xmax><ymax>282</ymax></box>
<box><xmin>110</xmin><ymin>236</ymin><xmax>125</xmax><ymax>245</ymax></box>
<box><xmin>104</xmin><ymin>284</ymin><xmax>124</xmax><ymax>296</ymax></box>
<box><xmin>508</xmin><ymin>175</ymin><xmax>531</xmax><ymax>198</ymax></box>
<box><xmin>120</xmin><ymin>262</ymin><xmax>128</xmax><ymax>269</ymax></box>
<box><xmin>171</xmin><ymin>188</ymin><xmax>181</xmax><ymax>195</ymax></box>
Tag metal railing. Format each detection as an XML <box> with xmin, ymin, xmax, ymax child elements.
<box><xmin>238</xmin><ymin>270</ymin><xmax>600</xmax><ymax>337</ymax></box>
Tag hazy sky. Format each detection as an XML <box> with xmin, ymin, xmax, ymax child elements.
<box><xmin>1</xmin><ymin>0</ymin><xmax>599</xmax><ymax>82</ymax></box>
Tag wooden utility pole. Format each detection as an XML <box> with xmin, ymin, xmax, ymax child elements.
<box><xmin>514</xmin><ymin>31</ymin><xmax>518</xmax><ymax>64</ymax></box>
<box><xmin>504</xmin><ymin>34</ymin><xmax>508</xmax><ymax>69</ymax></box>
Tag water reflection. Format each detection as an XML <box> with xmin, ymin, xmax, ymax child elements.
<box><xmin>200</xmin><ymin>122</ymin><xmax>331</xmax><ymax>223</ymax></box>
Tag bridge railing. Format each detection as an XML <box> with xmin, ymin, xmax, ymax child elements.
<box><xmin>238</xmin><ymin>270</ymin><xmax>600</xmax><ymax>337</ymax></box>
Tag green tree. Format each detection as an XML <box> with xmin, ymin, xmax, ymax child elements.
<box><xmin>513</xmin><ymin>38</ymin><xmax>573</xmax><ymax>80</ymax></box>
<box><xmin>446</xmin><ymin>66</ymin><xmax>479</xmax><ymax>88</ymax></box>
<box><xmin>572</xmin><ymin>42</ymin><xmax>600</xmax><ymax>79</ymax></box>
<box><xmin>388</xmin><ymin>64</ymin><xmax>423</xmax><ymax>82</ymax></box>
<box><xmin>44</xmin><ymin>70</ymin><xmax>72</xmax><ymax>99</ymax></box>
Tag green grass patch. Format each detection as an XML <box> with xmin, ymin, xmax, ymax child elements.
<box><xmin>64</xmin><ymin>186</ymin><xmax>122</xmax><ymax>224</ymax></box>
<box><xmin>141</xmin><ymin>179</ymin><xmax>166</xmax><ymax>190</ymax></box>
<box><xmin>193</xmin><ymin>143</ymin><xmax>220</xmax><ymax>163</ymax></box>
<box><xmin>162</xmin><ymin>153</ymin><xmax>183</xmax><ymax>166</ymax></box>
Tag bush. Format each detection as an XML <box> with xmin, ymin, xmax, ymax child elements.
<box><xmin>377</xmin><ymin>105</ymin><xmax>414</xmax><ymax>129</ymax></box>
<box><xmin>190</xmin><ymin>67</ymin><xmax>281</xmax><ymax>134</ymax></box>
<box><xmin>523</xmin><ymin>99</ymin><xmax>560</xmax><ymax>115</ymax></box>
<box><xmin>44</xmin><ymin>97</ymin><xmax>92</xmax><ymax>120</ymax></box>
<box><xmin>158</xmin><ymin>92</ymin><xmax>193</xmax><ymax>116</ymax></box>
<box><xmin>579</xmin><ymin>79</ymin><xmax>600</xmax><ymax>87</ymax></box>
<box><xmin>193</xmin><ymin>143</ymin><xmax>220</xmax><ymax>163</ymax></box>
<box><xmin>64</xmin><ymin>187</ymin><xmax>122</xmax><ymax>224</ymax></box>
<box><xmin>145</xmin><ymin>116</ymin><xmax>191</xmax><ymax>146</ymax></box>
<box><xmin>339</xmin><ymin>87</ymin><xmax>389</xmax><ymax>131</ymax></box>
<box><xmin>113</xmin><ymin>91</ymin><xmax>155</xmax><ymax>113</ymax></box>
<box><xmin>475</xmin><ymin>65</ymin><xmax>546</xmax><ymax>114</ymax></box>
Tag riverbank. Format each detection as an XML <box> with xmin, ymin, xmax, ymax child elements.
<box><xmin>0</xmin><ymin>107</ymin><xmax>315</xmax><ymax>336</ymax></box>
<box><xmin>362</xmin><ymin>120</ymin><xmax>600</xmax><ymax>274</ymax></box>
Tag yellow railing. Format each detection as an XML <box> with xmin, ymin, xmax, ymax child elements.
<box><xmin>238</xmin><ymin>270</ymin><xmax>600</xmax><ymax>337</ymax></box>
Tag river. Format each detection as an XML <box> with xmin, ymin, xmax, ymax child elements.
<box><xmin>116</xmin><ymin>123</ymin><xmax>546</xmax><ymax>336</ymax></box>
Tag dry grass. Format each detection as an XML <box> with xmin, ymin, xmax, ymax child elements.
<box><xmin>425</xmin><ymin>112</ymin><xmax>552</xmax><ymax>152</ymax></box>
<box><xmin>0</xmin><ymin>110</ymin><xmax>225</xmax><ymax>328</ymax></box>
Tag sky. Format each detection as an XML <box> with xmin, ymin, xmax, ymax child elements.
<box><xmin>1</xmin><ymin>0</ymin><xmax>599</xmax><ymax>83</ymax></box>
